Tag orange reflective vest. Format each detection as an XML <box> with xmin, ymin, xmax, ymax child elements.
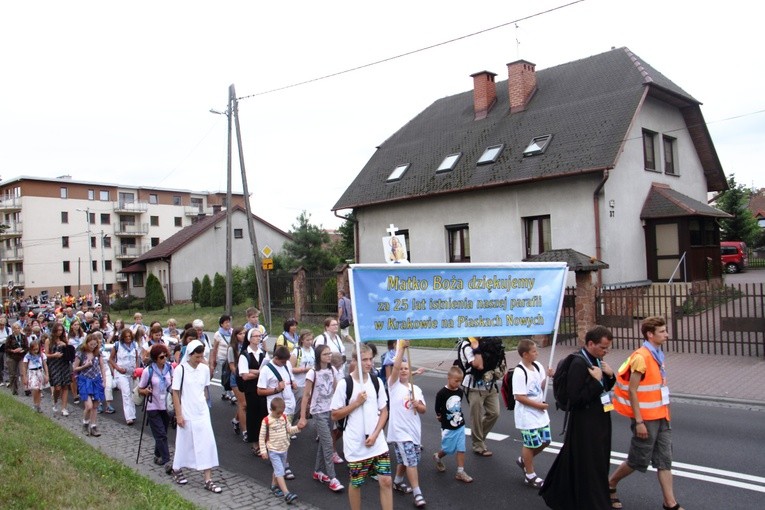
<box><xmin>613</xmin><ymin>346</ymin><xmax>670</xmax><ymax>421</ymax></box>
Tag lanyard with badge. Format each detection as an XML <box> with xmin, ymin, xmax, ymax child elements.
<box><xmin>580</xmin><ymin>348</ymin><xmax>613</xmax><ymax>412</ymax></box>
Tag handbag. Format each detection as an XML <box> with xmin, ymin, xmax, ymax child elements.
<box><xmin>131</xmin><ymin>381</ymin><xmax>145</xmax><ymax>406</ymax></box>
<box><xmin>339</xmin><ymin>318</ymin><xmax>350</xmax><ymax>329</ymax></box>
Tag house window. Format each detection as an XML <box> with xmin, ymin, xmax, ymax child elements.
<box><xmin>150</xmin><ymin>216</ymin><xmax>159</xmax><ymax>226</ymax></box>
<box><xmin>62</xmin><ymin>236</ymin><xmax>69</xmax><ymax>248</ymax></box>
<box><xmin>61</xmin><ymin>211</ymin><xmax>68</xmax><ymax>224</ymax></box>
<box><xmin>6</xmin><ymin>263</ymin><xmax>12</xmax><ymax>273</ymax></box>
<box><xmin>151</xmin><ymin>237</ymin><xmax>160</xmax><ymax>247</ymax></box>
<box><xmin>100</xmin><ymin>190</ymin><xmax>109</xmax><ymax>201</ymax></box>
<box><xmin>149</xmin><ymin>194</ymin><xmax>158</xmax><ymax>204</ymax></box>
<box><xmin>524</xmin><ymin>215</ymin><xmax>552</xmax><ymax>258</ymax></box>
<box><xmin>446</xmin><ymin>224</ymin><xmax>471</xmax><ymax>262</ymax></box>
<box><xmin>15</xmin><ymin>262</ymin><xmax>22</xmax><ymax>273</ymax></box>
<box><xmin>663</xmin><ymin>135</ymin><xmax>677</xmax><ymax>175</ymax></box>
<box><xmin>88</xmin><ymin>189</ymin><xmax>95</xmax><ymax>200</ymax></box>
<box><xmin>132</xmin><ymin>273</ymin><xmax>144</xmax><ymax>287</ymax></box>
<box><xmin>89</xmin><ymin>213</ymin><xmax>96</xmax><ymax>224</ymax></box>
<box><xmin>387</xmin><ymin>164</ymin><xmax>409</xmax><ymax>182</ymax></box>
<box><xmin>437</xmin><ymin>153</ymin><xmax>461</xmax><ymax>173</ymax></box>
<box><xmin>523</xmin><ymin>134</ymin><xmax>553</xmax><ymax>157</ymax></box>
<box><xmin>477</xmin><ymin>144</ymin><xmax>504</xmax><ymax>165</ymax></box>
<box><xmin>91</xmin><ymin>236</ymin><xmax>96</xmax><ymax>248</ymax></box>
<box><xmin>174</xmin><ymin>217</ymin><xmax>182</xmax><ymax>227</ymax></box>
<box><xmin>92</xmin><ymin>260</ymin><xmax>98</xmax><ymax>272</ymax></box>
<box><xmin>60</xmin><ymin>187</ymin><xmax>68</xmax><ymax>199</ymax></box>
<box><xmin>64</xmin><ymin>285</ymin><xmax>71</xmax><ymax>294</ymax></box>
<box><xmin>103</xmin><ymin>236</ymin><xmax>111</xmax><ymax>248</ymax></box>
<box><xmin>104</xmin><ymin>260</ymin><xmax>112</xmax><ymax>271</ymax></box>
<box><xmin>173</xmin><ymin>196</ymin><xmax>181</xmax><ymax>206</ymax></box>
<box><xmin>100</xmin><ymin>213</ymin><xmax>110</xmax><ymax>225</ymax></box>
<box><xmin>643</xmin><ymin>129</ymin><xmax>658</xmax><ymax>171</ymax></box>
<box><xmin>63</xmin><ymin>261</ymin><xmax>71</xmax><ymax>272</ymax></box>
<box><xmin>234</xmin><ymin>228</ymin><xmax>243</xmax><ymax>239</ymax></box>
<box><xmin>191</xmin><ymin>197</ymin><xmax>204</xmax><ymax>212</ymax></box>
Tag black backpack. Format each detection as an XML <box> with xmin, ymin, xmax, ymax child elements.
<box><xmin>501</xmin><ymin>362</ymin><xmax>541</xmax><ymax>411</ymax></box>
<box><xmin>455</xmin><ymin>338</ymin><xmax>507</xmax><ymax>388</ymax></box>
<box><xmin>337</xmin><ymin>374</ymin><xmax>382</xmax><ymax>431</ymax></box>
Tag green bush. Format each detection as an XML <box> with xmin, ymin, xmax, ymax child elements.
<box><xmin>144</xmin><ymin>273</ymin><xmax>166</xmax><ymax>311</ymax></box>
<box><xmin>111</xmin><ymin>295</ymin><xmax>138</xmax><ymax>311</ymax></box>
<box><xmin>232</xmin><ymin>266</ymin><xmax>246</xmax><ymax>305</ymax></box>
<box><xmin>191</xmin><ymin>277</ymin><xmax>201</xmax><ymax>305</ymax></box>
<box><xmin>211</xmin><ymin>272</ymin><xmax>225</xmax><ymax>307</ymax></box>
<box><xmin>199</xmin><ymin>274</ymin><xmax>212</xmax><ymax>307</ymax></box>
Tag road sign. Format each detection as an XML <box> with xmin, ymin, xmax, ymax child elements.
<box><xmin>261</xmin><ymin>245</ymin><xmax>273</xmax><ymax>258</ymax></box>
<box><xmin>262</xmin><ymin>258</ymin><xmax>273</xmax><ymax>270</ymax></box>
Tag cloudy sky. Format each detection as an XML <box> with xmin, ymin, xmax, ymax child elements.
<box><xmin>2</xmin><ymin>0</ymin><xmax>762</xmax><ymax>233</ymax></box>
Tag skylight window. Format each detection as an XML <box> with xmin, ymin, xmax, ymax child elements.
<box><xmin>477</xmin><ymin>144</ymin><xmax>504</xmax><ymax>165</ymax></box>
<box><xmin>437</xmin><ymin>153</ymin><xmax>462</xmax><ymax>173</ymax></box>
<box><xmin>523</xmin><ymin>134</ymin><xmax>553</xmax><ymax>157</ymax></box>
<box><xmin>387</xmin><ymin>164</ymin><xmax>410</xmax><ymax>182</ymax></box>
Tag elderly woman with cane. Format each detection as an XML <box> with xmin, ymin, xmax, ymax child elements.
<box><xmin>137</xmin><ymin>343</ymin><xmax>174</xmax><ymax>473</ymax></box>
<box><xmin>170</xmin><ymin>339</ymin><xmax>222</xmax><ymax>493</ymax></box>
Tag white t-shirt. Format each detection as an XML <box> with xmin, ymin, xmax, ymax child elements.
<box><xmin>305</xmin><ymin>367</ymin><xmax>336</xmax><ymax>415</ymax></box>
<box><xmin>512</xmin><ymin>361</ymin><xmax>550</xmax><ymax>430</ymax></box>
<box><xmin>313</xmin><ymin>332</ymin><xmax>345</xmax><ymax>357</ymax></box>
<box><xmin>213</xmin><ymin>331</ymin><xmax>231</xmax><ymax>364</ymax></box>
<box><xmin>257</xmin><ymin>361</ymin><xmax>296</xmax><ymax>415</ymax></box>
<box><xmin>291</xmin><ymin>346</ymin><xmax>315</xmax><ymax>388</ymax></box>
<box><xmin>386</xmin><ymin>378</ymin><xmax>424</xmax><ymax>444</ymax></box>
<box><xmin>331</xmin><ymin>374</ymin><xmax>388</xmax><ymax>463</ymax></box>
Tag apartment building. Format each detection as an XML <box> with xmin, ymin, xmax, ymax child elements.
<box><xmin>0</xmin><ymin>175</ymin><xmax>246</xmax><ymax>299</ymax></box>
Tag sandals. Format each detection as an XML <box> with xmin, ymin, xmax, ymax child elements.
<box><xmin>251</xmin><ymin>446</ymin><xmax>261</xmax><ymax>457</ymax></box>
<box><xmin>393</xmin><ymin>481</ymin><xmax>413</xmax><ymax>493</ymax></box>
<box><xmin>284</xmin><ymin>467</ymin><xmax>295</xmax><ymax>480</ymax></box>
<box><xmin>284</xmin><ymin>492</ymin><xmax>298</xmax><ymax>504</ymax></box>
<box><xmin>271</xmin><ymin>485</ymin><xmax>284</xmax><ymax>498</ymax></box>
<box><xmin>173</xmin><ymin>469</ymin><xmax>188</xmax><ymax>485</ymax></box>
<box><xmin>610</xmin><ymin>487</ymin><xmax>623</xmax><ymax>509</ymax></box>
<box><xmin>662</xmin><ymin>505</ymin><xmax>683</xmax><ymax>510</ymax></box>
<box><xmin>524</xmin><ymin>475</ymin><xmax>544</xmax><ymax>489</ymax></box>
<box><xmin>473</xmin><ymin>449</ymin><xmax>493</xmax><ymax>457</ymax></box>
<box><xmin>414</xmin><ymin>493</ymin><xmax>427</xmax><ymax>507</ymax></box>
<box><xmin>204</xmin><ymin>480</ymin><xmax>222</xmax><ymax>493</ymax></box>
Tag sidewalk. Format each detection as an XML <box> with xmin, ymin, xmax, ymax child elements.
<box><xmin>406</xmin><ymin>343</ymin><xmax>765</xmax><ymax>406</ymax></box>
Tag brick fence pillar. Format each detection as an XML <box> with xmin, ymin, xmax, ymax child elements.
<box><xmin>292</xmin><ymin>266</ymin><xmax>307</xmax><ymax>323</ymax></box>
<box><xmin>575</xmin><ymin>270</ymin><xmax>597</xmax><ymax>345</ymax></box>
<box><xmin>335</xmin><ymin>264</ymin><xmax>350</xmax><ymax>296</ymax></box>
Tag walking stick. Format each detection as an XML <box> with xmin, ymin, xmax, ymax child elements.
<box><xmin>135</xmin><ymin>389</ymin><xmax>151</xmax><ymax>464</ymax></box>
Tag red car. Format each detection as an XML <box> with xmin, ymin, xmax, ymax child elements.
<box><xmin>721</xmin><ymin>241</ymin><xmax>747</xmax><ymax>273</ymax></box>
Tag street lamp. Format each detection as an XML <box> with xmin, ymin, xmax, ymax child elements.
<box><xmin>76</xmin><ymin>208</ymin><xmax>96</xmax><ymax>304</ymax></box>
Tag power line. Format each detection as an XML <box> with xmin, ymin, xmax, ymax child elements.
<box><xmin>236</xmin><ymin>1</ymin><xmax>585</xmax><ymax>101</ymax></box>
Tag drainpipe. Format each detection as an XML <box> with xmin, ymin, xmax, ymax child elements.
<box><xmin>165</xmin><ymin>257</ymin><xmax>172</xmax><ymax>304</ymax></box>
<box><xmin>593</xmin><ymin>170</ymin><xmax>610</xmax><ymax>288</ymax></box>
<box><xmin>334</xmin><ymin>209</ymin><xmax>358</xmax><ymax>263</ymax></box>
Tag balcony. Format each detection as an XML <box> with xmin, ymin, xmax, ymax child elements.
<box><xmin>8</xmin><ymin>273</ymin><xmax>24</xmax><ymax>288</ymax></box>
<box><xmin>0</xmin><ymin>222</ymin><xmax>23</xmax><ymax>239</ymax></box>
<box><xmin>184</xmin><ymin>206</ymin><xmax>213</xmax><ymax>217</ymax></box>
<box><xmin>0</xmin><ymin>196</ymin><xmax>22</xmax><ymax>211</ymax></box>
<box><xmin>114</xmin><ymin>222</ymin><xmax>148</xmax><ymax>236</ymax></box>
<box><xmin>115</xmin><ymin>244</ymin><xmax>149</xmax><ymax>260</ymax></box>
<box><xmin>1</xmin><ymin>246</ymin><xmax>23</xmax><ymax>262</ymax></box>
<box><xmin>113</xmin><ymin>201</ymin><xmax>148</xmax><ymax>214</ymax></box>
<box><xmin>116</xmin><ymin>273</ymin><xmax>128</xmax><ymax>282</ymax></box>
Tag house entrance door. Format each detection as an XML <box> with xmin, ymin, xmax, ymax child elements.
<box><xmin>655</xmin><ymin>223</ymin><xmax>680</xmax><ymax>280</ymax></box>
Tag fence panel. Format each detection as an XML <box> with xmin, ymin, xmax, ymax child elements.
<box><xmin>305</xmin><ymin>272</ymin><xmax>337</xmax><ymax>316</ymax></box>
<box><xmin>268</xmin><ymin>270</ymin><xmax>294</xmax><ymax>318</ymax></box>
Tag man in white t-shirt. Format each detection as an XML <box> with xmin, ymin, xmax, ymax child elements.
<box><xmin>331</xmin><ymin>344</ymin><xmax>392</xmax><ymax>510</ymax></box>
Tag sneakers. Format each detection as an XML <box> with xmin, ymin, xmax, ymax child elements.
<box><xmin>61</xmin><ymin>408</ymin><xmax>70</xmax><ymax>417</ymax></box>
<box><xmin>285</xmin><ymin>492</ymin><xmax>298</xmax><ymax>504</ymax></box>
<box><xmin>313</xmin><ymin>471</ymin><xmax>330</xmax><ymax>484</ymax></box>
<box><xmin>230</xmin><ymin>395</ymin><xmax>237</xmax><ymax>405</ymax></box>
<box><xmin>97</xmin><ymin>403</ymin><xmax>104</xmax><ymax>413</ymax></box>
<box><xmin>83</xmin><ymin>422</ymin><xmax>90</xmax><ymax>434</ymax></box>
<box><xmin>328</xmin><ymin>478</ymin><xmax>345</xmax><ymax>492</ymax></box>
<box><xmin>455</xmin><ymin>470</ymin><xmax>473</xmax><ymax>483</ymax></box>
<box><xmin>52</xmin><ymin>404</ymin><xmax>59</xmax><ymax>413</ymax></box>
<box><xmin>221</xmin><ymin>393</ymin><xmax>230</xmax><ymax>401</ymax></box>
<box><xmin>73</xmin><ymin>396</ymin><xmax>80</xmax><ymax>405</ymax></box>
<box><xmin>242</xmin><ymin>431</ymin><xmax>248</xmax><ymax>442</ymax></box>
<box><xmin>332</xmin><ymin>452</ymin><xmax>344</xmax><ymax>464</ymax></box>
<box><xmin>433</xmin><ymin>453</ymin><xmax>446</xmax><ymax>473</ymax></box>
<box><xmin>231</xmin><ymin>419</ymin><xmax>241</xmax><ymax>435</ymax></box>
<box><xmin>105</xmin><ymin>405</ymin><xmax>116</xmax><ymax>414</ymax></box>
<box><xmin>89</xmin><ymin>425</ymin><xmax>101</xmax><ymax>437</ymax></box>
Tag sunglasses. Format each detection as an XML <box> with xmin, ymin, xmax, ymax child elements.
<box><xmin>157</xmin><ymin>355</ymin><xmax>167</xmax><ymax>360</ymax></box>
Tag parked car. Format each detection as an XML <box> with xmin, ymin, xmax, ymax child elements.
<box><xmin>721</xmin><ymin>241</ymin><xmax>748</xmax><ymax>273</ymax></box>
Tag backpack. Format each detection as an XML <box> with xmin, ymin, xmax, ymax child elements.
<box><xmin>552</xmin><ymin>352</ymin><xmax>587</xmax><ymax>412</ymax></box>
<box><xmin>455</xmin><ymin>337</ymin><xmax>507</xmax><ymax>388</ymax></box>
<box><xmin>501</xmin><ymin>361</ymin><xmax>541</xmax><ymax>411</ymax></box>
<box><xmin>337</xmin><ymin>374</ymin><xmax>382</xmax><ymax>431</ymax></box>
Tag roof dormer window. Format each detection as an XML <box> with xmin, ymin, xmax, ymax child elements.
<box><xmin>477</xmin><ymin>144</ymin><xmax>504</xmax><ymax>165</ymax></box>
<box><xmin>387</xmin><ymin>164</ymin><xmax>410</xmax><ymax>182</ymax></box>
<box><xmin>523</xmin><ymin>134</ymin><xmax>552</xmax><ymax>157</ymax></box>
<box><xmin>437</xmin><ymin>153</ymin><xmax>462</xmax><ymax>173</ymax></box>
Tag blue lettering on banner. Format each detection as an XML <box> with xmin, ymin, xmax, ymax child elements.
<box><xmin>348</xmin><ymin>263</ymin><xmax>567</xmax><ymax>341</ymax></box>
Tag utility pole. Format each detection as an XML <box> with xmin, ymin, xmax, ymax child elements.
<box><xmin>225</xmin><ymin>86</ymin><xmax>233</xmax><ymax>316</ymax></box>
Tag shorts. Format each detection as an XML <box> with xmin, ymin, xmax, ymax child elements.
<box><xmin>627</xmin><ymin>418</ymin><xmax>673</xmax><ymax>472</ymax></box>
<box><xmin>348</xmin><ymin>452</ymin><xmax>391</xmax><ymax>488</ymax></box>
<box><xmin>440</xmin><ymin>426</ymin><xmax>466</xmax><ymax>455</ymax></box>
<box><xmin>520</xmin><ymin>425</ymin><xmax>551</xmax><ymax>449</ymax></box>
<box><xmin>268</xmin><ymin>450</ymin><xmax>289</xmax><ymax>477</ymax></box>
<box><xmin>229</xmin><ymin>373</ymin><xmax>237</xmax><ymax>388</ymax></box>
<box><xmin>391</xmin><ymin>441</ymin><xmax>422</xmax><ymax>467</ymax></box>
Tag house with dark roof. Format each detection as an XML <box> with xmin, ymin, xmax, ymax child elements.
<box><xmin>121</xmin><ymin>206</ymin><xmax>291</xmax><ymax>301</ymax></box>
<box><xmin>333</xmin><ymin>47</ymin><xmax>729</xmax><ymax>284</ymax></box>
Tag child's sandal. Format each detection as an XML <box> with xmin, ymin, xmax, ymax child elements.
<box><xmin>271</xmin><ymin>485</ymin><xmax>284</xmax><ymax>498</ymax></box>
<box><xmin>204</xmin><ymin>480</ymin><xmax>222</xmax><ymax>493</ymax></box>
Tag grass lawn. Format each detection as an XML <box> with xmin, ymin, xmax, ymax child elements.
<box><xmin>0</xmin><ymin>393</ymin><xmax>198</xmax><ymax>510</ymax></box>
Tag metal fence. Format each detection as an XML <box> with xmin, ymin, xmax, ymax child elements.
<box><xmin>305</xmin><ymin>271</ymin><xmax>337</xmax><ymax>316</ymax></box>
<box><xmin>596</xmin><ymin>282</ymin><xmax>764</xmax><ymax>356</ymax></box>
<box><xmin>556</xmin><ymin>286</ymin><xmax>578</xmax><ymax>346</ymax></box>
<box><xmin>268</xmin><ymin>270</ymin><xmax>294</xmax><ymax>319</ymax></box>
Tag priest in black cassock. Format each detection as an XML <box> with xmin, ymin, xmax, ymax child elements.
<box><xmin>539</xmin><ymin>326</ymin><xmax>616</xmax><ymax>510</ymax></box>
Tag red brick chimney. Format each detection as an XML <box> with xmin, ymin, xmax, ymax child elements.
<box><xmin>507</xmin><ymin>60</ymin><xmax>537</xmax><ymax>112</ymax></box>
<box><xmin>470</xmin><ymin>70</ymin><xmax>497</xmax><ymax>120</ymax></box>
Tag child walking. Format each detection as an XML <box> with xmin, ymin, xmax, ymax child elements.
<box><xmin>434</xmin><ymin>366</ymin><xmax>472</xmax><ymax>483</ymax></box>
<box><xmin>260</xmin><ymin>397</ymin><xmax>302</xmax><ymax>504</ymax></box>
<box><xmin>22</xmin><ymin>340</ymin><xmax>49</xmax><ymax>412</ymax></box>
<box><xmin>512</xmin><ymin>339</ymin><xmax>553</xmax><ymax>488</ymax></box>
<box><xmin>387</xmin><ymin>340</ymin><xmax>427</xmax><ymax>507</ymax></box>
<box><xmin>73</xmin><ymin>332</ymin><xmax>107</xmax><ymax>437</ymax></box>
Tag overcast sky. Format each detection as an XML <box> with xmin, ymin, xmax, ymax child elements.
<box><xmin>2</xmin><ymin>0</ymin><xmax>762</xmax><ymax>233</ymax></box>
